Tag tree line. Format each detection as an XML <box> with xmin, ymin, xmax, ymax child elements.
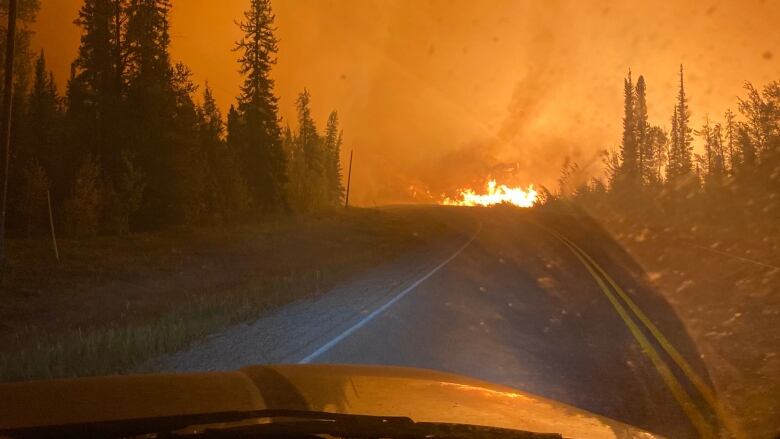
<box><xmin>1</xmin><ymin>0</ymin><xmax>345</xmax><ymax>239</ymax></box>
<box><xmin>558</xmin><ymin>65</ymin><xmax>779</xmax><ymax>217</ymax></box>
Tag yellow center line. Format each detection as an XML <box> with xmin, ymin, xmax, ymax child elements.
<box><xmin>541</xmin><ymin>226</ymin><xmax>715</xmax><ymax>439</ymax></box>
<box><xmin>553</xmin><ymin>231</ymin><xmax>744</xmax><ymax>439</ymax></box>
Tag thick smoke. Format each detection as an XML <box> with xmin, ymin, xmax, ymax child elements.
<box><xmin>33</xmin><ymin>0</ymin><xmax>780</xmax><ymax>205</ymax></box>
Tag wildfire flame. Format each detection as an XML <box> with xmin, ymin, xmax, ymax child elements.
<box><xmin>441</xmin><ymin>180</ymin><xmax>538</xmax><ymax>208</ymax></box>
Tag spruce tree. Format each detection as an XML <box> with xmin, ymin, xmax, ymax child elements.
<box><xmin>295</xmin><ymin>88</ymin><xmax>325</xmax><ymax>209</ymax></box>
<box><xmin>724</xmin><ymin>109</ymin><xmax>737</xmax><ymax>174</ymax></box>
<box><xmin>618</xmin><ymin>70</ymin><xmax>637</xmax><ymax>188</ymax></box>
<box><xmin>123</xmin><ymin>0</ymin><xmax>185</xmax><ymax>225</ymax></box>
<box><xmin>667</xmin><ymin>66</ymin><xmax>694</xmax><ymax>187</ymax></box>
<box><xmin>736</xmin><ymin>123</ymin><xmax>756</xmax><ymax>174</ymax></box>
<box><xmin>737</xmin><ymin>81</ymin><xmax>780</xmax><ymax>185</ymax></box>
<box><xmin>199</xmin><ymin>84</ymin><xmax>249</xmax><ymax>220</ymax></box>
<box><xmin>696</xmin><ymin>116</ymin><xmax>723</xmax><ymax>188</ymax></box>
<box><xmin>0</xmin><ymin>0</ymin><xmax>40</xmax><ymax>121</ymax></box>
<box><xmin>646</xmin><ymin>125</ymin><xmax>667</xmax><ymax>187</ymax></box>
<box><xmin>323</xmin><ymin>111</ymin><xmax>344</xmax><ymax>206</ymax></box>
<box><xmin>67</xmin><ymin>0</ymin><xmax>136</xmax><ymax>232</ymax></box>
<box><xmin>675</xmin><ymin>65</ymin><xmax>694</xmax><ymax>175</ymax></box>
<box><xmin>634</xmin><ymin>75</ymin><xmax>649</xmax><ymax>185</ymax></box>
<box><xmin>24</xmin><ymin>51</ymin><xmax>62</xmax><ymax>182</ymax></box>
<box><xmin>68</xmin><ymin>0</ymin><xmax>128</xmax><ymax>161</ymax></box>
<box><xmin>2</xmin><ymin>1</ymin><xmax>45</xmax><ymax>235</ymax></box>
<box><xmin>169</xmin><ymin>62</ymin><xmax>206</xmax><ymax>224</ymax></box>
<box><xmin>232</xmin><ymin>0</ymin><xmax>287</xmax><ymax>211</ymax></box>
<box><xmin>296</xmin><ymin>89</ymin><xmax>320</xmax><ymax>177</ymax></box>
<box><xmin>226</xmin><ymin>104</ymin><xmax>241</xmax><ymax>152</ymax></box>
<box><xmin>667</xmin><ymin>105</ymin><xmax>680</xmax><ymax>182</ymax></box>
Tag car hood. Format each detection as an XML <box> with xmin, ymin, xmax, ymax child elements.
<box><xmin>0</xmin><ymin>364</ymin><xmax>660</xmax><ymax>438</ymax></box>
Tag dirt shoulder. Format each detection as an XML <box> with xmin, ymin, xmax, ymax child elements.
<box><xmin>0</xmin><ymin>207</ymin><xmax>455</xmax><ymax>381</ymax></box>
<box><xmin>580</xmin><ymin>203</ymin><xmax>779</xmax><ymax>438</ymax></box>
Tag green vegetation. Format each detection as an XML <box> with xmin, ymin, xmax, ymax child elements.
<box><xmin>2</xmin><ymin>0</ymin><xmax>346</xmax><ymax>242</ymax></box>
<box><xmin>554</xmin><ymin>66</ymin><xmax>778</xmax><ymax>227</ymax></box>
<box><xmin>549</xmin><ymin>67</ymin><xmax>779</xmax><ymax>439</ymax></box>
<box><xmin>0</xmin><ymin>208</ymin><xmax>438</xmax><ymax>381</ymax></box>
<box><xmin>0</xmin><ymin>270</ymin><xmax>322</xmax><ymax>381</ymax></box>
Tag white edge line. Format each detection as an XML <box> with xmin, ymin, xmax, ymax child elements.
<box><xmin>298</xmin><ymin>225</ymin><xmax>481</xmax><ymax>364</ymax></box>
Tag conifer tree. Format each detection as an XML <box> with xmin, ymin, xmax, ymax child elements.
<box><xmin>724</xmin><ymin>109</ymin><xmax>737</xmax><ymax>173</ymax></box>
<box><xmin>169</xmin><ymin>62</ymin><xmax>206</xmax><ymax>224</ymax></box>
<box><xmin>675</xmin><ymin>65</ymin><xmax>694</xmax><ymax>175</ymax></box>
<box><xmin>295</xmin><ymin>88</ymin><xmax>326</xmax><ymax>209</ymax></box>
<box><xmin>696</xmin><ymin>116</ymin><xmax>725</xmax><ymax>189</ymax></box>
<box><xmin>0</xmin><ymin>0</ymin><xmax>40</xmax><ymax>124</ymax></box>
<box><xmin>646</xmin><ymin>125</ymin><xmax>667</xmax><ymax>186</ymax></box>
<box><xmin>634</xmin><ymin>75</ymin><xmax>649</xmax><ymax>185</ymax></box>
<box><xmin>296</xmin><ymin>89</ymin><xmax>320</xmax><ymax>177</ymax></box>
<box><xmin>23</xmin><ymin>52</ymin><xmax>62</xmax><ymax>181</ymax></box>
<box><xmin>199</xmin><ymin>84</ymin><xmax>249</xmax><ymax>220</ymax></box>
<box><xmin>602</xmin><ymin>148</ymin><xmax>621</xmax><ymax>190</ymax></box>
<box><xmin>667</xmin><ymin>66</ymin><xmax>694</xmax><ymax>186</ymax></box>
<box><xmin>68</xmin><ymin>0</ymin><xmax>128</xmax><ymax>162</ymax></box>
<box><xmin>736</xmin><ymin>123</ymin><xmax>756</xmax><ymax>174</ymax></box>
<box><xmin>323</xmin><ymin>111</ymin><xmax>344</xmax><ymax>206</ymax></box>
<box><xmin>618</xmin><ymin>70</ymin><xmax>637</xmax><ymax>187</ymax></box>
<box><xmin>284</xmin><ymin>123</ymin><xmax>306</xmax><ymax>210</ymax></box>
<box><xmin>737</xmin><ymin>81</ymin><xmax>780</xmax><ymax>185</ymax></box>
<box><xmin>123</xmin><ymin>0</ymin><xmax>196</xmax><ymax>225</ymax></box>
<box><xmin>3</xmin><ymin>1</ymin><xmax>47</xmax><ymax>234</ymax></box>
<box><xmin>712</xmin><ymin>122</ymin><xmax>726</xmax><ymax>182</ymax></box>
<box><xmin>232</xmin><ymin>0</ymin><xmax>287</xmax><ymax>211</ymax></box>
<box><xmin>667</xmin><ymin>105</ymin><xmax>680</xmax><ymax>182</ymax></box>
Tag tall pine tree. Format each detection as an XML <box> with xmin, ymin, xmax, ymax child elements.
<box><xmin>618</xmin><ymin>70</ymin><xmax>637</xmax><ymax>188</ymax></box>
<box><xmin>295</xmin><ymin>88</ymin><xmax>326</xmax><ymax>210</ymax></box>
<box><xmin>68</xmin><ymin>0</ymin><xmax>128</xmax><ymax>165</ymax></box>
<box><xmin>724</xmin><ymin>108</ymin><xmax>737</xmax><ymax>174</ymax></box>
<box><xmin>634</xmin><ymin>75</ymin><xmax>649</xmax><ymax>185</ymax></box>
<box><xmin>323</xmin><ymin>111</ymin><xmax>344</xmax><ymax>206</ymax></box>
<box><xmin>124</xmin><ymin>0</ymin><xmax>195</xmax><ymax>226</ymax></box>
<box><xmin>667</xmin><ymin>104</ymin><xmax>680</xmax><ymax>181</ymax></box>
<box><xmin>676</xmin><ymin>65</ymin><xmax>694</xmax><ymax>176</ymax></box>
<box><xmin>667</xmin><ymin>65</ymin><xmax>694</xmax><ymax>187</ymax></box>
<box><xmin>231</xmin><ymin>0</ymin><xmax>287</xmax><ymax>211</ymax></box>
<box><xmin>198</xmin><ymin>83</ymin><xmax>250</xmax><ymax>220</ymax></box>
<box><xmin>24</xmin><ymin>51</ymin><xmax>62</xmax><ymax>182</ymax></box>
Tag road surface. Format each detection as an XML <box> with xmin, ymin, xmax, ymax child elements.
<box><xmin>143</xmin><ymin>205</ymin><xmax>728</xmax><ymax>438</ymax></box>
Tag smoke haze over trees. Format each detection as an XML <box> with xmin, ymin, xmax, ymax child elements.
<box><xmin>29</xmin><ymin>1</ymin><xmax>780</xmax><ymax>205</ymax></box>
<box><xmin>4</xmin><ymin>0</ymin><xmax>779</xmax><ymax>238</ymax></box>
<box><xmin>558</xmin><ymin>66</ymin><xmax>779</xmax><ymax>227</ymax></box>
<box><xmin>4</xmin><ymin>0</ymin><xmax>345</xmax><ymax>238</ymax></box>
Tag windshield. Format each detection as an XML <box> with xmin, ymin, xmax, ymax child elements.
<box><xmin>0</xmin><ymin>1</ymin><xmax>777</xmax><ymax>438</ymax></box>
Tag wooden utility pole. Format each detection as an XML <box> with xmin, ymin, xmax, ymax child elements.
<box><xmin>0</xmin><ymin>0</ymin><xmax>17</xmax><ymax>262</ymax></box>
<box><xmin>344</xmin><ymin>149</ymin><xmax>353</xmax><ymax>209</ymax></box>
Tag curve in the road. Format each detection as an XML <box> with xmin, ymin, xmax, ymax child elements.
<box><xmin>543</xmin><ymin>224</ymin><xmax>742</xmax><ymax>439</ymax></box>
<box><xmin>559</xmin><ymin>231</ymin><xmax>744</xmax><ymax>439</ymax></box>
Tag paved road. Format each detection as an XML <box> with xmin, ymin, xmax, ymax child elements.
<box><xmin>145</xmin><ymin>206</ymin><xmax>725</xmax><ymax>438</ymax></box>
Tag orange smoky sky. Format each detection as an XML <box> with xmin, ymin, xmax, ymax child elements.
<box><xmin>32</xmin><ymin>0</ymin><xmax>780</xmax><ymax>205</ymax></box>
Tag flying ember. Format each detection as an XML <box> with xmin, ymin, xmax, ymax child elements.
<box><xmin>442</xmin><ymin>180</ymin><xmax>538</xmax><ymax>208</ymax></box>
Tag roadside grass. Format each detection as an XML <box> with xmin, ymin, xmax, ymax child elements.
<box><xmin>0</xmin><ymin>208</ymin><xmax>446</xmax><ymax>382</ymax></box>
<box><xmin>0</xmin><ymin>271</ymin><xmax>323</xmax><ymax>381</ymax></box>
